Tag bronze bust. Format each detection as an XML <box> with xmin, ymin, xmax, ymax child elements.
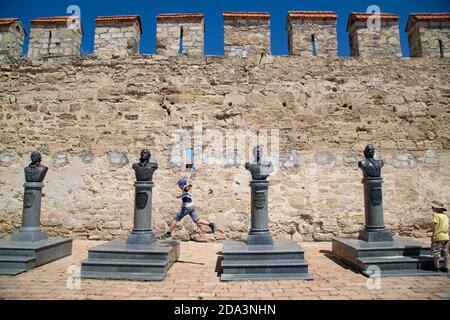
<box><xmin>132</xmin><ymin>149</ymin><xmax>158</xmax><ymax>181</ymax></box>
<box><xmin>358</xmin><ymin>144</ymin><xmax>383</xmax><ymax>179</ymax></box>
<box><xmin>245</xmin><ymin>146</ymin><xmax>273</xmax><ymax>180</ymax></box>
<box><xmin>24</xmin><ymin>151</ymin><xmax>48</xmax><ymax>182</ymax></box>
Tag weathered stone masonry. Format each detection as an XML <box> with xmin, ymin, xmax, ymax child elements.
<box><xmin>348</xmin><ymin>13</ymin><xmax>402</xmax><ymax>57</ymax></box>
<box><xmin>0</xmin><ymin>12</ymin><xmax>449</xmax><ymax>242</ymax></box>
<box><xmin>406</xmin><ymin>13</ymin><xmax>450</xmax><ymax>58</ymax></box>
<box><xmin>94</xmin><ymin>15</ymin><xmax>142</xmax><ymax>58</ymax></box>
<box><xmin>223</xmin><ymin>12</ymin><xmax>271</xmax><ymax>58</ymax></box>
<box><xmin>27</xmin><ymin>16</ymin><xmax>82</xmax><ymax>59</ymax></box>
<box><xmin>156</xmin><ymin>13</ymin><xmax>204</xmax><ymax>57</ymax></box>
<box><xmin>287</xmin><ymin>11</ymin><xmax>337</xmax><ymax>57</ymax></box>
<box><xmin>0</xmin><ymin>18</ymin><xmax>26</xmax><ymax>62</ymax></box>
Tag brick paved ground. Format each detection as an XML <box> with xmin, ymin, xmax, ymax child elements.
<box><xmin>0</xmin><ymin>240</ymin><xmax>449</xmax><ymax>300</ymax></box>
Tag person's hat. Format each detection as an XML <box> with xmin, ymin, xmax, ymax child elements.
<box><xmin>431</xmin><ymin>200</ymin><xmax>447</xmax><ymax>211</ymax></box>
<box><xmin>176</xmin><ymin>178</ymin><xmax>188</xmax><ymax>186</ymax></box>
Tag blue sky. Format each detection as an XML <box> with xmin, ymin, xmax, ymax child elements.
<box><xmin>1</xmin><ymin>0</ymin><xmax>449</xmax><ymax>56</ymax></box>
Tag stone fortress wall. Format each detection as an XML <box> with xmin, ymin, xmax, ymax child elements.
<box><xmin>0</xmin><ymin>11</ymin><xmax>449</xmax><ymax>242</ymax></box>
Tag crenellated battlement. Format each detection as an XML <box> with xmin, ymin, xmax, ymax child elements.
<box><xmin>223</xmin><ymin>12</ymin><xmax>271</xmax><ymax>57</ymax></box>
<box><xmin>94</xmin><ymin>15</ymin><xmax>142</xmax><ymax>58</ymax></box>
<box><xmin>156</xmin><ymin>13</ymin><xmax>204</xmax><ymax>57</ymax></box>
<box><xmin>0</xmin><ymin>11</ymin><xmax>449</xmax><ymax>62</ymax></box>
<box><xmin>406</xmin><ymin>13</ymin><xmax>450</xmax><ymax>58</ymax></box>
<box><xmin>347</xmin><ymin>13</ymin><xmax>401</xmax><ymax>57</ymax></box>
<box><xmin>0</xmin><ymin>18</ymin><xmax>26</xmax><ymax>62</ymax></box>
<box><xmin>287</xmin><ymin>11</ymin><xmax>337</xmax><ymax>57</ymax></box>
<box><xmin>27</xmin><ymin>16</ymin><xmax>82</xmax><ymax>59</ymax></box>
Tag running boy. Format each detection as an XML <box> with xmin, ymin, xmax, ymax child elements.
<box><xmin>161</xmin><ymin>178</ymin><xmax>215</xmax><ymax>239</ymax></box>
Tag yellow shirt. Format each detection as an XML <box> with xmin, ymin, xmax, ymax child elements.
<box><xmin>433</xmin><ymin>213</ymin><xmax>449</xmax><ymax>241</ymax></box>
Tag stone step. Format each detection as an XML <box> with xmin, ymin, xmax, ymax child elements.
<box><xmin>80</xmin><ymin>239</ymin><xmax>180</xmax><ymax>281</ymax></box>
<box><xmin>80</xmin><ymin>270</ymin><xmax>166</xmax><ymax>281</ymax></box>
<box><xmin>223</xmin><ymin>251</ymin><xmax>305</xmax><ymax>261</ymax></box>
<box><xmin>0</xmin><ymin>248</ymin><xmax>36</xmax><ymax>257</ymax></box>
<box><xmin>0</xmin><ymin>255</ymin><xmax>36</xmax><ymax>275</ymax></box>
<box><xmin>356</xmin><ymin>247</ymin><xmax>430</xmax><ymax>258</ymax></box>
<box><xmin>87</xmin><ymin>239</ymin><xmax>176</xmax><ymax>261</ymax></box>
<box><xmin>222</xmin><ymin>240</ymin><xmax>305</xmax><ymax>261</ymax></box>
<box><xmin>88</xmin><ymin>250</ymin><xmax>169</xmax><ymax>261</ymax></box>
<box><xmin>0</xmin><ymin>268</ymin><xmax>29</xmax><ymax>276</ymax></box>
<box><xmin>357</xmin><ymin>255</ymin><xmax>436</xmax><ymax>272</ymax></box>
<box><xmin>81</xmin><ymin>258</ymin><xmax>170</xmax><ymax>274</ymax></box>
<box><xmin>221</xmin><ymin>273</ymin><xmax>314</xmax><ymax>281</ymax></box>
<box><xmin>361</xmin><ymin>269</ymin><xmax>450</xmax><ymax>277</ymax></box>
<box><xmin>221</xmin><ymin>259</ymin><xmax>308</xmax><ymax>267</ymax></box>
<box><xmin>221</xmin><ymin>259</ymin><xmax>309</xmax><ymax>275</ymax></box>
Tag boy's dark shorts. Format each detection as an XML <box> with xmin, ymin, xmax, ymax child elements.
<box><xmin>174</xmin><ymin>207</ymin><xmax>199</xmax><ymax>223</ymax></box>
<box><xmin>431</xmin><ymin>240</ymin><xmax>449</xmax><ymax>258</ymax></box>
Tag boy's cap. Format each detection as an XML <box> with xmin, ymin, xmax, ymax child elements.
<box><xmin>177</xmin><ymin>178</ymin><xmax>188</xmax><ymax>186</ymax></box>
<box><xmin>431</xmin><ymin>200</ymin><xmax>447</xmax><ymax>211</ymax></box>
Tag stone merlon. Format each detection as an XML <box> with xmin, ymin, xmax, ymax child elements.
<box><xmin>346</xmin><ymin>13</ymin><xmax>399</xmax><ymax>31</ymax></box>
<box><xmin>347</xmin><ymin>12</ymin><xmax>401</xmax><ymax>58</ymax></box>
<box><xmin>95</xmin><ymin>15</ymin><xmax>142</xmax><ymax>34</ymax></box>
<box><xmin>94</xmin><ymin>15</ymin><xmax>142</xmax><ymax>57</ymax></box>
<box><xmin>286</xmin><ymin>11</ymin><xmax>337</xmax><ymax>57</ymax></box>
<box><xmin>223</xmin><ymin>12</ymin><xmax>271</xmax><ymax>57</ymax></box>
<box><xmin>405</xmin><ymin>13</ymin><xmax>450</xmax><ymax>58</ymax></box>
<box><xmin>0</xmin><ymin>18</ymin><xmax>26</xmax><ymax>36</ymax></box>
<box><xmin>0</xmin><ymin>18</ymin><xmax>26</xmax><ymax>62</ymax></box>
<box><xmin>28</xmin><ymin>16</ymin><xmax>82</xmax><ymax>59</ymax></box>
<box><xmin>156</xmin><ymin>13</ymin><xmax>205</xmax><ymax>57</ymax></box>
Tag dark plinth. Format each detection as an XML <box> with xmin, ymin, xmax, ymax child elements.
<box><xmin>80</xmin><ymin>149</ymin><xmax>179</xmax><ymax>281</ymax></box>
<box><xmin>0</xmin><ymin>237</ymin><xmax>72</xmax><ymax>275</ymax></box>
<box><xmin>80</xmin><ymin>239</ymin><xmax>180</xmax><ymax>281</ymax></box>
<box><xmin>126</xmin><ymin>181</ymin><xmax>156</xmax><ymax>245</ymax></box>
<box><xmin>358</xmin><ymin>229</ymin><xmax>393</xmax><ymax>242</ymax></box>
<box><xmin>220</xmin><ymin>240</ymin><xmax>313</xmax><ymax>281</ymax></box>
<box><xmin>0</xmin><ymin>155</ymin><xmax>72</xmax><ymax>276</ymax></box>
<box><xmin>332</xmin><ymin>236</ymin><xmax>449</xmax><ymax>277</ymax></box>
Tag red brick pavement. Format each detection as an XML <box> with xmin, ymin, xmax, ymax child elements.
<box><xmin>0</xmin><ymin>240</ymin><xmax>449</xmax><ymax>300</ymax></box>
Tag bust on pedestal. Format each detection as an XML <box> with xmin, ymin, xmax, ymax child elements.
<box><xmin>245</xmin><ymin>146</ymin><xmax>274</xmax><ymax>246</ymax></box>
<box><xmin>332</xmin><ymin>144</ymin><xmax>440</xmax><ymax>277</ymax></box>
<box><xmin>126</xmin><ymin>149</ymin><xmax>158</xmax><ymax>245</ymax></box>
<box><xmin>0</xmin><ymin>151</ymin><xmax>72</xmax><ymax>276</ymax></box>
<box><xmin>81</xmin><ymin>149</ymin><xmax>180</xmax><ymax>281</ymax></box>
<box><xmin>11</xmin><ymin>151</ymin><xmax>49</xmax><ymax>242</ymax></box>
<box><xmin>357</xmin><ymin>144</ymin><xmax>393</xmax><ymax>242</ymax></box>
<box><xmin>220</xmin><ymin>146</ymin><xmax>312</xmax><ymax>281</ymax></box>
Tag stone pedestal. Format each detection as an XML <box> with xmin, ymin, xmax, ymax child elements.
<box><xmin>332</xmin><ymin>144</ymin><xmax>442</xmax><ymax>277</ymax></box>
<box><xmin>11</xmin><ymin>182</ymin><xmax>48</xmax><ymax>242</ymax></box>
<box><xmin>358</xmin><ymin>177</ymin><xmax>393</xmax><ymax>242</ymax></box>
<box><xmin>81</xmin><ymin>149</ymin><xmax>179</xmax><ymax>281</ymax></box>
<box><xmin>219</xmin><ymin>145</ymin><xmax>312</xmax><ymax>281</ymax></box>
<box><xmin>332</xmin><ymin>237</ymin><xmax>445</xmax><ymax>277</ymax></box>
<box><xmin>247</xmin><ymin>180</ymin><xmax>273</xmax><ymax>246</ymax></box>
<box><xmin>0</xmin><ymin>182</ymin><xmax>72</xmax><ymax>276</ymax></box>
<box><xmin>126</xmin><ymin>181</ymin><xmax>156</xmax><ymax>245</ymax></box>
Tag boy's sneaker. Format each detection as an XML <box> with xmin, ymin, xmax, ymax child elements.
<box><xmin>442</xmin><ymin>267</ymin><xmax>449</xmax><ymax>273</ymax></box>
<box><xmin>161</xmin><ymin>232</ymin><xmax>172</xmax><ymax>239</ymax></box>
<box><xmin>209</xmin><ymin>223</ymin><xmax>216</xmax><ymax>234</ymax></box>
